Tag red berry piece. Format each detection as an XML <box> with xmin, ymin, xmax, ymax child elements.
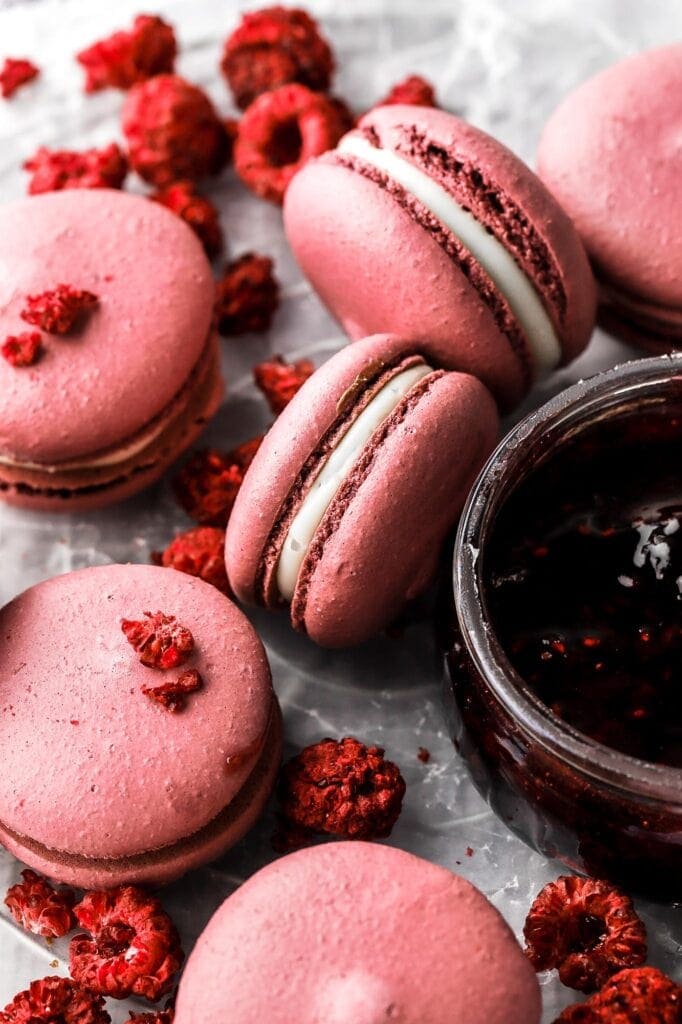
<box><xmin>23</xmin><ymin>143</ymin><xmax>128</xmax><ymax>194</ymax></box>
<box><xmin>77</xmin><ymin>14</ymin><xmax>177</xmax><ymax>93</ymax></box>
<box><xmin>234</xmin><ymin>83</ymin><xmax>348</xmax><ymax>203</ymax></box>
<box><xmin>21</xmin><ymin>284</ymin><xmax>98</xmax><ymax>335</ymax></box>
<box><xmin>215</xmin><ymin>253</ymin><xmax>279</xmax><ymax>336</ymax></box>
<box><xmin>253</xmin><ymin>354</ymin><xmax>314</xmax><ymax>415</ymax></box>
<box><xmin>221</xmin><ymin>6</ymin><xmax>335</xmax><ymax>110</ymax></box>
<box><xmin>2</xmin><ymin>332</ymin><xmax>42</xmax><ymax>367</ymax></box>
<box><xmin>0</xmin><ymin>58</ymin><xmax>39</xmax><ymax>99</ymax></box>
<box><xmin>0</xmin><ymin>977</ymin><xmax>110</xmax><ymax>1024</ymax></box>
<box><xmin>4</xmin><ymin>870</ymin><xmax>76</xmax><ymax>939</ymax></box>
<box><xmin>377</xmin><ymin>74</ymin><xmax>437</xmax><ymax>108</ymax></box>
<box><xmin>142</xmin><ymin>668</ymin><xmax>203</xmax><ymax>713</ymax></box>
<box><xmin>555</xmin><ymin>966</ymin><xmax>682</xmax><ymax>1023</ymax></box>
<box><xmin>524</xmin><ymin>876</ymin><xmax>647</xmax><ymax>992</ymax></box>
<box><xmin>122</xmin><ymin>74</ymin><xmax>230</xmax><ymax>187</ymax></box>
<box><xmin>158</xmin><ymin>526</ymin><xmax>230</xmax><ymax>594</ymax></box>
<box><xmin>125</xmin><ymin>1012</ymin><xmax>174</xmax><ymax>1024</ymax></box>
<box><xmin>173</xmin><ymin>439</ymin><xmax>263</xmax><ymax>527</ymax></box>
<box><xmin>151</xmin><ymin>182</ymin><xmax>223</xmax><ymax>259</ymax></box>
<box><xmin>69</xmin><ymin>887</ymin><xmax>183</xmax><ymax>1002</ymax></box>
<box><xmin>277</xmin><ymin>736</ymin><xmax>406</xmax><ymax>845</ymax></box>
<box><xmin>121</xmin><ymin>611</ymin><xmax>194</xmax><ymax>670</ymax></box>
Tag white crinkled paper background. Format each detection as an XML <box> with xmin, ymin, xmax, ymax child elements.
<box><xmin>0</xmin><ymin>0</ymin><xmax>680</xmax><ymax>1019</ymax></box>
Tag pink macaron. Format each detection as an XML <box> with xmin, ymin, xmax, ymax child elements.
<box><xmin>284</xmin><ymin>104</ymin><xmax>596</xmax><ymax>409</ymax></box>
<box><xmin>0</xmin><ymin>189</ymin><xmax>222</xmax><ymax>511</ymax></box>
<box><xmin>225</xmin><ymin>333</ymin><xmax>498</xmax><ymax>647</ymax></box>
<box><xmin>537</xmin><ymin>44</ymin><xmax>682</xmax><ymax>352</ymax></box>
<box><xmin>0</xmin><ymin>563</ymin><xmax>281</xmax><ymax>889</ymax></box>
<box><xmin>175</xmin><ymin>841</ymin><xmax>541</xmax><ymax>1024</ymax></box>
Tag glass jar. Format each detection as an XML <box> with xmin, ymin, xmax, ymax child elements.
<box><xmin>444</xmin><ymin>354</ymin><xmax>682</xmax><ymax>899</ymax></box>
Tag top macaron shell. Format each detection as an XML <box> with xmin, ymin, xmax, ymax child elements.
<box><xmin>537</xmin><ymin>44</ymin><xmax>682</xmax><ymax>310</ymax></box>
<box><xmin>284</xmin><ymin>104</ymin><xmax>596</xmax><ymax>409</ymax></box>
<box><xmin>0</xmin><ymin>189</ymin><xmax>214</xmax><ymax>464</ymax></box>
<box><xmin>226</xmin><ymin>333</ymin><xmax>498</xmax><ymax>647</ymax></box>
<box><xmin>0</xmin><ymin>564</ymin><xmax>273</xmax><ymax>862</ymax></box>
<box><xmin>175</xmin><ymin>841</ymin><xmax>541</xmax><ymax>1024</ymax></box>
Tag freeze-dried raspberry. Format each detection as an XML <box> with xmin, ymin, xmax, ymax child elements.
<box><xmin>0</xmin><ymin>58</ymin><xmax>39</xmax><ymax>99</ymax></box>
<box><xmin>253</xmin><ymin>354</ymin><xmax>314</xmax><ymax>414</ymax></box>
<box><xmin>173</xmin><ymin>439</ymin><xmax>263</xmax><ymax>527</ymax></box>
<box><xmin>158</xmin><ymin>526</ymin><xmax>230</xmax><ymax>594</ymax></box>
<box><xmin>221</xmin><ymin>6</ymin><xmax>334</xmax><ymax>110</ymax></box>
<box><xmin>524</xmin><ymin>876</ymin><xmax>647</xmax><ymax>993</ymax></box>
<box><xmin>21</xmin><ymin>285</ymin><xmax>99</xmax><ymax>335</ymax></box>
<box><xmin>377</xmin><ymin>74</ymin><xmax>437</xmax><ymax>108</ymax></box>
<box><xmin>24</xmin><ymin>143</ymin><xmax>128</xmax><ymax>194</ymax></box>
<box><xmin>4</xmin><ymin>870</ymin><xmax>76</xmax><ymax>939</ymax></box>
<box><xmin>2</xmin><ymin>332</ymin><xmax>42</xmax><ymax>367</ymax></box>
<box><xmin>69</xmin><ymin>887</ymin><xmax>183</xmax><ymax>1002</ymax></box>
<box><xmin>234</xmin><ymin>83</ymin><xmax>347</xmax><ymax>203</ymax></box>
<box><xmin>77</xmin><ymin>14</ymin><xmax>177</xmax><ymax>93</ymax></box>
<box><xmin>277</xmin><ymin>736</ymin><xmax>406</xmax><ymax>844</ymax></box>
<box><xmin>555</xmin><ymin>967</ymin><xmax>682</xmax><ymax>1024</ymax></box>
<box><xmin>125</xmin><ymin>1012</ymin><xmax>174</xmax><ymax>1024</ymax></box>
<box><xmin>0</xmin><ymin>977</ymin><xmax>109</xmax><ymax>1024</ymax></box>
<box><xmin>215</xmin><ymin>253</ymin><xmax>279</xmax><ymax>336</ymax></box>
<box><xmin>151</xmin><ymin>181</ymin><xmax>223</xmax><ymax>259</ymax></box>
<box><xmin>121</xmin><ymin>611</ymin><xmax>194</xmax><ymax>670</ymax></box>
<box><xmin>142</xmin><ymin>669</ymin><xmax>203</xmax><ymax>712</ymax></box>
<box><xmin>122</xmin><ymin>74</ymin><xmax>230</xmax><ymax>187</ymax></box>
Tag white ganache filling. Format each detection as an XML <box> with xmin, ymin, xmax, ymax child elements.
<box><xmin>276</xmin><ymin>362</ymin><xmax>433</xmax><ymax>601</ymax></box>
<box><xmin>338</xmin><ymin>134</ymin><xmax>562</xmax><ymax>376</ymax></box>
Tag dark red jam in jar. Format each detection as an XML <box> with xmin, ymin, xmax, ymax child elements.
<box><xmin>445</xmin><ymin>356</ymin><xmax>682</xmax><ymax>899</ymax></box>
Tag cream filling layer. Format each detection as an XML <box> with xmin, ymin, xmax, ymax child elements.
<box><xmin>338</xmin><ymin>134</ymin><xmax>561</xmax><ymax>377</ymax></box>
<box><xmin>276</xmin><ymin>363</ymin><xmax>432</xmax><ymax>601</ymax></box>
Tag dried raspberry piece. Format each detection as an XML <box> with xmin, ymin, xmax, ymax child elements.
<box><xmin>77</xmin><ymin>15</ymin><xmax>177</xmax><ymax>93</ymax></box>
<box><xmin>221</xmin><ymin>6</ymin><xmax>335</xmax><ymax>110</ymax></box>
<box><xmin>125</xmin><ymin>1012</ymin><xmax>174</xmax><ymax>1024</ymax></box>
<box><xmin>24</xmin><ymin>143</ymin><xmax>128</xmax><ymax>194</ymax></box>
<box><xmin>555</xmin><ymin>967</ymin><xmax>682</xmax><ymax>1024</ymax></box>
<box><xmin>277</xmin><ymin>736</ymin><xmax>406</xmax><ymax>844</ymax></box>
<box><xmin>158</xmin><ymin>526</ymin><xmax>230</xmax><ymax>594</ymax></box>
<box><xmin>0</xmin><ymin>58</ymin><xmax>39</xmax><ymax>99</ymax></box>
<box><xmin>524</xmin><ymin>876</ymin><xmax>647</xmax><ymax>993</ymax></box>
<box><xmin>69</xmin><ymin>887</ymin><xmax>183</xmax><ymax>1002</ymax></box>
<box><xmin>121</xmin><ymin>611</ymin><xmax>194</xmax><ymax>670</ymax></box>
<box><xmin>4</xmin><ymin>870</ymin><xmax>76</xmax><ymax>939</ymax></box>
<box><xmin>2</xmin><ymin>332</ymin><xmax>42</xmax><ymax>367</ymax></box>
<box><xmin>253</xmin><ymin>354</ymin><xmax>314</xmax><ymax>414</ymax></box>
<box><xmin>234</xmin><ymin>83</ymin><xmax>347</xmax><ymax>203</ymax></box>
<box><xmin>151</xmin><ymin>181</ymin><xmax>223</xmax><ymax>259</ymax></box>
<box><xmin>0</xmin><ymin>977</ymin><xmax>110</xmax><ymax>1024</ymax></box>
<box><xmin>122</xmin><ymin>74</ymin><xmax>230</xmax><ymax>187</ymax></box>
<box><xmin>215</xmin><ymin>253</ymin><xmax>279</xmax><ymax>335</ymax></box>
<box><xmin>173</xmin><ymin>438</ymin><xmax>263</xmax><ymax>527</ymax></box>
<box><xmin>377</xmin><ymin>74</ymin><xmax>437</xmax><ymax>108</ymax></box>
<box><xmin>142</xmin><ymin>668</ymin><xmax>203</xmax><ymax>712</ymax></box>
<box><xmin>21</xmin><ymin>285</ymin><xmax>98</xmax><ymax>335</ymax></box>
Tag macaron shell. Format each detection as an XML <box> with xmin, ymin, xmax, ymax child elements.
<box><xmin>284</xmin><ymin>158</ymin><xmax>527</xmax><ymax>409</ymax></box>
<box><xmin>0</xmin><ymin>564</ymin><xmax>274</xmax><ymax>861</ymax></box>
<box><xmin>294</xmin><ymin>369</ymin><xmax>498</xmax><ymax>647</ymax></box>
<box><xmin>175</xmin><ymin>842</ymin><xmax>541</xmax><ymax>1024</ymax></box>
<box><xmin>537</xmin><ymin>44</ymin><xmax>682</xmax><ymax>309</ymax></box>
<box><xmin>0</xmin><ymin>189</ymin><xmax>214</xmax><ymax>463</ymax></box>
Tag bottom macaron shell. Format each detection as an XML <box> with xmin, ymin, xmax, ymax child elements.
<box><xmin>597</xmin><ymin>283</ymin><xmax>682</xmax><ymax>354</ymax></box>
<box><xmin>174</xmin><ymin>842</ymin><xmax>541</xmax><ymax>1024</ymax></box>
<box><xmin>293</xmin><ymin>371</ymin><xmax>498</xmax><ymax>647</ymax></box>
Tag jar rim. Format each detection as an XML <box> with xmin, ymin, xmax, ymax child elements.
<box><xmin>453</xmin><ymin>353</ymin><xmax>682</xmax><ymax>802</ymax></box>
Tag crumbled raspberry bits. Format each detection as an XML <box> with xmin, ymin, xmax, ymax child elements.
<box><xmin>377</xmin><ymin>73</ymin><xmax>437</xmax><ymax>108</ymax></box>
<box><xmin>121</xmin><ymin>611</ymin><xmax>194</xmax><ymax>669</ymax></box>
<box><xmin>0</xmin><ymin>977</ymin><xmax>110</xmax><ymax>1024</ymax></box>
<box><xmin>555</xmin><ymin>966</ymin><xmax>681</xmax><ymax>1024</ymax></box>
<box><xmin>215</xmin><ymin>253</ymin><xmax>280</xmax><ymax>336</ymax></box>
<box><xmin>173</xmin><ymin>439</ymin><xmax>263</xmax><ymax>527</ymax></box>
<box><xmin>143</xmin><ymin>668</ymin><xmax>203</xmax><ymax>713</ymax></box>
<box><xmin>23</xmin><ymin>143</ymin><xmax>128</xmax><ymax>194</ymax></box>
<box><xmin>0</xmin><ymin>58</ymin><xmax>39</xmax><ymax>99</ymax></box>
<box><xmin>21</xmin><ymin>285</ymin><xmax>99</xmax><ymax>334</ymax></box>
<box><xmin>253</xmin><ymin>354</ymin><xmax>314</xmax><ymax>414</ymax></box>
<box><xmin>152</xmin><ymin>182</ymin><xmax>223</xmax><ymax>259</ymax></box>
<box><xmin>77</xmin><ymin>14</ymin><xmax>177</xmax><ymax>93</ymax></box>
<box><xmin>1</xmin><ymin>332</ymin><xmax>41</xmax><ymax>367</ymax></box>
<box><xmin>4</xmin><ymin>870</ymin><xmax>76</xmax><ymax>938</ymax></box>
<box><xmin>156</xmin><ymin>526</ymin><xmax>230</xmax><ymax>594</ymax></box>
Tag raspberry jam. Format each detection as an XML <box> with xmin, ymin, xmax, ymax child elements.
<box><xmin>445</xmin><ymin>357</ymin><xmax>682</xmax><ymax>898</ymax></box>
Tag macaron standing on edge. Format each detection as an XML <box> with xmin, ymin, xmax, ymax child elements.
<box><xmin>537</xmin><ymin>43</ymin><xmax>682</xmax><ymax>352</ymax></box>
<box><xmin>0</xmin><ymin>563</ymin><xmax>282</xmax><ymax>889</ymax></box>
<box><xmin>284</xmin><ymin>104</ymin><xmax>596</xmax><ymax>410</ymax></box>
<box><xmin>175</xmin><ymin>841</ymin><xmax>542</xmax><ymax>1024</ymax></box>
<box><xmin>225</xmin><ymin>333</ymin><xmax>499</xmax><ymax>647</ymax></box>
<box><xmin>0</xmin><ymin>189</ymin><xmax>223</xmax><ymax>511</ymax></box>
